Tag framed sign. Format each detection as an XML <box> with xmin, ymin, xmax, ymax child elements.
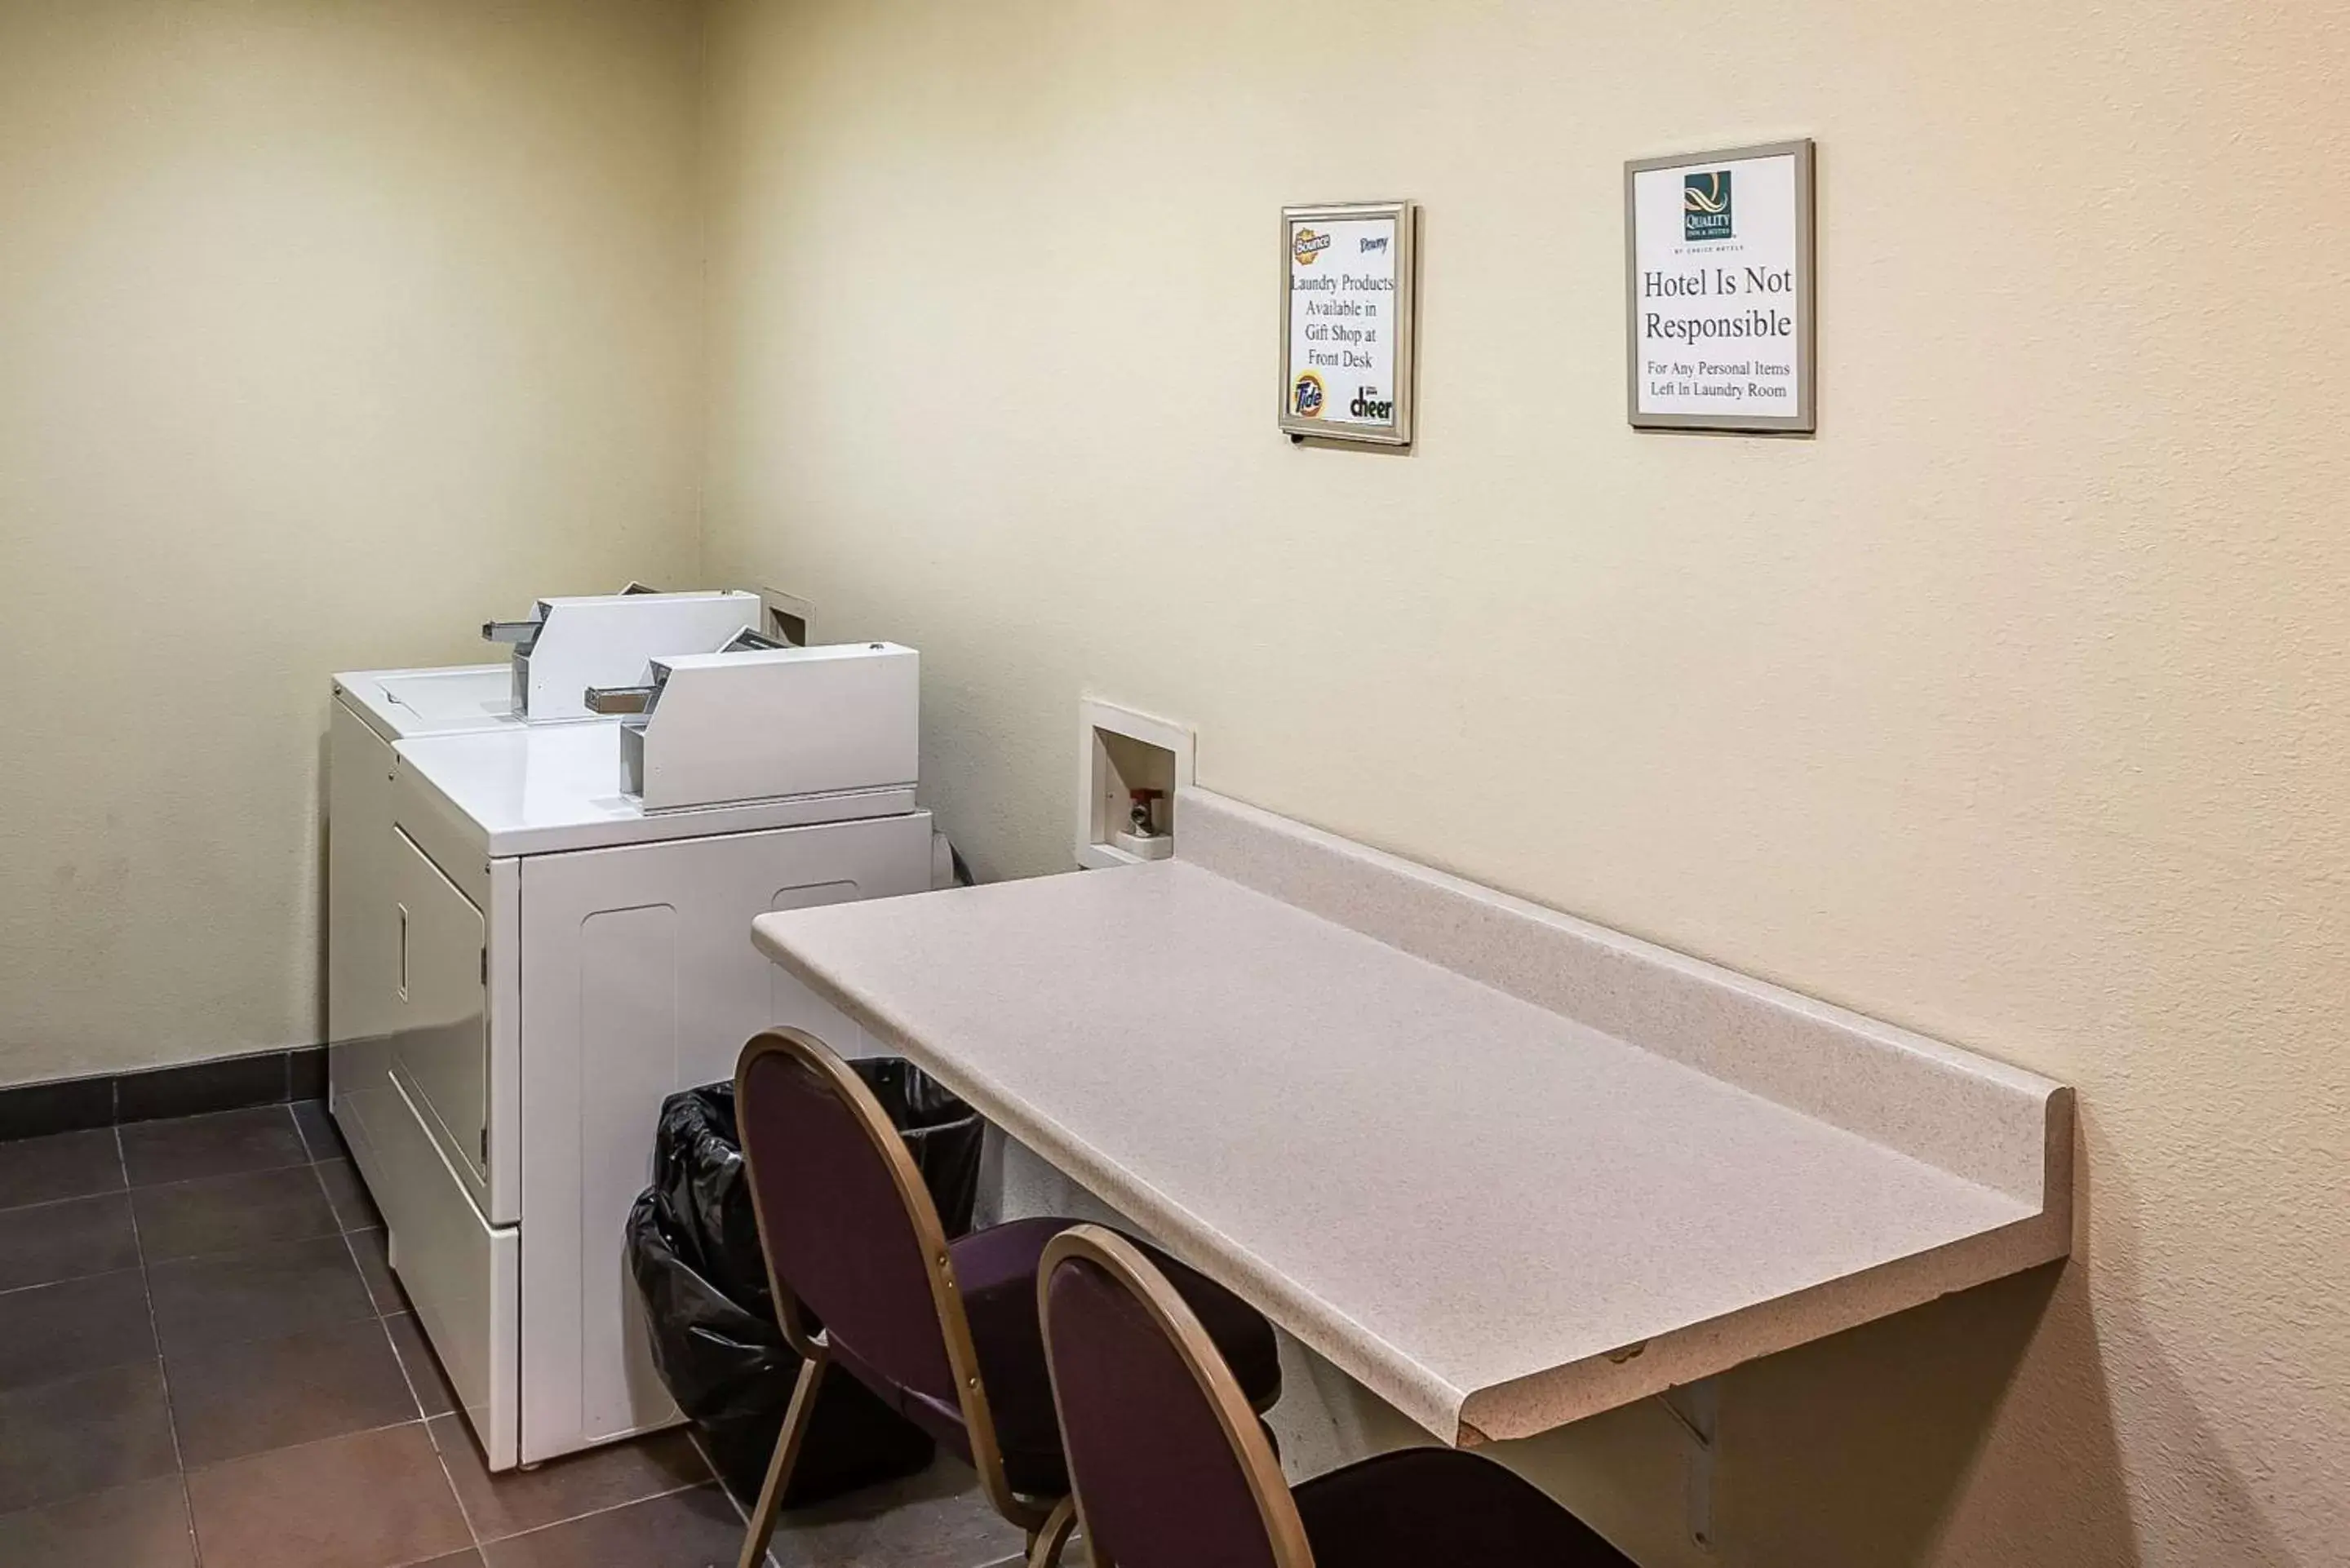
<box><xmin>1280</xmin><ymin>201</ymin><xmax>1417</xmax><ymax>445</ymax></box>
<box><xmin>1625</xmin><ymin>140</ymin><xmax>1815</xmax><ymax>433</ymax></box>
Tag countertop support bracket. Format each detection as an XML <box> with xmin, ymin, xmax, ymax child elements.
<box><xmin>1659</xmin><ymin>1378</ymin><xmax>1719</xmax><ymax>1552</ymax></box>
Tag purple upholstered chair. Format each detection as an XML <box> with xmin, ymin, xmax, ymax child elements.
<box><xmin>1040</xmin><ymin>1225</ymin><xmax>1641</xmax><ymax>1568</ymax></box>
<box><xmin>731</xmin><ymin>1029</ymin><xmax>1282</xmax><ymax>1568</ymax></box>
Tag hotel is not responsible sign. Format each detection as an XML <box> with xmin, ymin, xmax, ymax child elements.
<box><xmin>1625</xmin><ymin>140</ymin><xmax>1815</xmax><ymax>433</ymax></box>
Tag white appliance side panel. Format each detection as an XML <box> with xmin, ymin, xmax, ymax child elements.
<box><xmin>516</xmin><ymin>812</ymin><xmax>932</xmax><ymax>1463</ymax></box>
<box><xmin>329</xmin><ymin>697</ymin><xmax>396</xmax><ymax>1053</ymax></box>
<box><xmin>359</xmin><ymin>1064</ymin><xmax>521</xmax><ymax>1470</ymax></box>
<box><xmin>328</xmin><ymin>698</ymin><xmax>396</xmax><ymax>1190</ymax></box>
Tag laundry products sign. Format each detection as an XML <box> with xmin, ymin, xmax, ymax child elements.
<box><xmin>1280</xmin><ymin>201</ymin><xmax>1417</xmax><ymax>445</ymax></box>
<box><xmin>1625</xmin><ymin>140</ymin><xmax>1816</xmax><ymax>432</ymax></box>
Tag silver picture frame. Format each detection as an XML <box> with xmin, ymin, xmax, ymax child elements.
<box><xmin>1279</xmin><ymin>200</ymin><xmax>1418</xmax><ymax>446</ymax></box>
<box><xmin>1625</xmin><ymin>140</ymin><xmax>1816</xmax><ymax>434</ymax></box>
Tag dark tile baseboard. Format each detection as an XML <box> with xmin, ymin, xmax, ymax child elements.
<box><xmin>0</xmin><ymin>1048</ymin><xmax>327</xmax><ymax>1143</ymax></box>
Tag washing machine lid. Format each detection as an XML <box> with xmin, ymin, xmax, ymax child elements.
<box><xmin>391</xmin><ymin>722</ymin><xmax>917</xmax><ymax>859</ymax></box>
<box><xmin>334</xmin><ymin>665</ymin><xmax>519</xmax><ymax>742</ymax></box>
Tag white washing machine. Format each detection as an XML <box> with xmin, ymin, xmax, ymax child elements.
<box><xmin>330</xmin><ymin>662</ymin><xmax>518</xmax><ymax>1099</ymax></box>
<box><xmin>334</xmin><ymin>642</ymin><xmax>932</xmax><ymax>1471</ymax></box>
<box><xmin>329</xmin><ymin>591</ymin><xmax>763</xmax><ymax>1245</ymax></box>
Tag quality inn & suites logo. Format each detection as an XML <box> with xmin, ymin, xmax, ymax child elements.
<box><xmin>1683</xmin><ymin>170</ymin><xmax>1733</xmax><ymax>241</ymax></box>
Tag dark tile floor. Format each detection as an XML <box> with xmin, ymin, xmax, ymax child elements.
<box><xmin>0</xmin><ymin>1102</ymin><xmax>1026</xmax><ymax>1568</ymax></box>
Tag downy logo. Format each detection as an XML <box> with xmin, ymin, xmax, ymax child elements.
<box><xmin>1683</xmin><ymin>171</ymin><xmax>1733</xmax><ymax>241</ymax></box>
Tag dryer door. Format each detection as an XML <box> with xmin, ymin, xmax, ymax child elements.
<box><xmin>388</xmin><ymin>826</ymin><xmax>490</xmax><ymax>1185</ymax></box>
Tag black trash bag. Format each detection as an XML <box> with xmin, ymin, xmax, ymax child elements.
<box><xmin>627</xmin><ymin>1187</ymin><xmax>931</xmax><ymax>1504</ymax></box>
<box><xmin>626</xmin><ymin>1063</ymin><xmax>986</xmax><ymax>1507</ymax></box>
<box><xmin>844</xmin><ymin>1058</ymin><xmax>985</xmax><ymax>1240</ymax></box>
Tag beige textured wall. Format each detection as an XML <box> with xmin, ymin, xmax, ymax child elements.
<box><xmin>0</xmin><ymin>0</ymin><xmax>707</xmax><ymax>1084</ymax></box>
<box><xmin>698</xmin><ymin>2</ymin><xmax>2350</xmax><ymax>1564</ymax></box>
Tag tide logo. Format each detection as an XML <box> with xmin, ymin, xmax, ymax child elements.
<box><xmin>1292</xmin><ymin>371</ymin><xmax>1326</xmax><ymax>418</ymax></box>
<box><xmin>1292</xmin><ymin>227</ymin><xmax>1332</xmax><ymax>266</ymax></box>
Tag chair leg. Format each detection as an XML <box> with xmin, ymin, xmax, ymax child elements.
<box><xmin>735</xmin><ymin>1350</ymin><xmax>829</xmax><ymax>1568</ymax></box>
<box><xmin>1024</xmin><ymin>1495</ymin><xmax>1079</xmax><ymax>1568</ymax></box>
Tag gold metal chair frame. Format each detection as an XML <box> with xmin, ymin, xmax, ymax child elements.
<box><xmin>732</xmin><ymin>1027</ymin><xmax>1078</xmax><ymax>1568</ymax></box>
<box><xmin>1039</xmin><ymin>1225</ymin><xmax>1316</xmax><ymax>1568</ymax></box>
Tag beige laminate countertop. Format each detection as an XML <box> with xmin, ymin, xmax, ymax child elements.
<box><xmin>751</xmin><ymin>791</ymin><xmax>2071</xmax><ymax>1445</ymax></box>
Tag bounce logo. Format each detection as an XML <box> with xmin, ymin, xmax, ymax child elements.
<box><xmin>1292</xmin><ymin>227</ymin><xmax>1332</xmax><ymax>266</ymax></box>
<box><xmin>1292</xmin><ymin>371</ymin><xmax>1325</xmax><ymax>418</ymax></box>
<box><xmin>1683</xmin><ymin>171</ymin><xmax>1733</xmax><ymax>241</ymax></box>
